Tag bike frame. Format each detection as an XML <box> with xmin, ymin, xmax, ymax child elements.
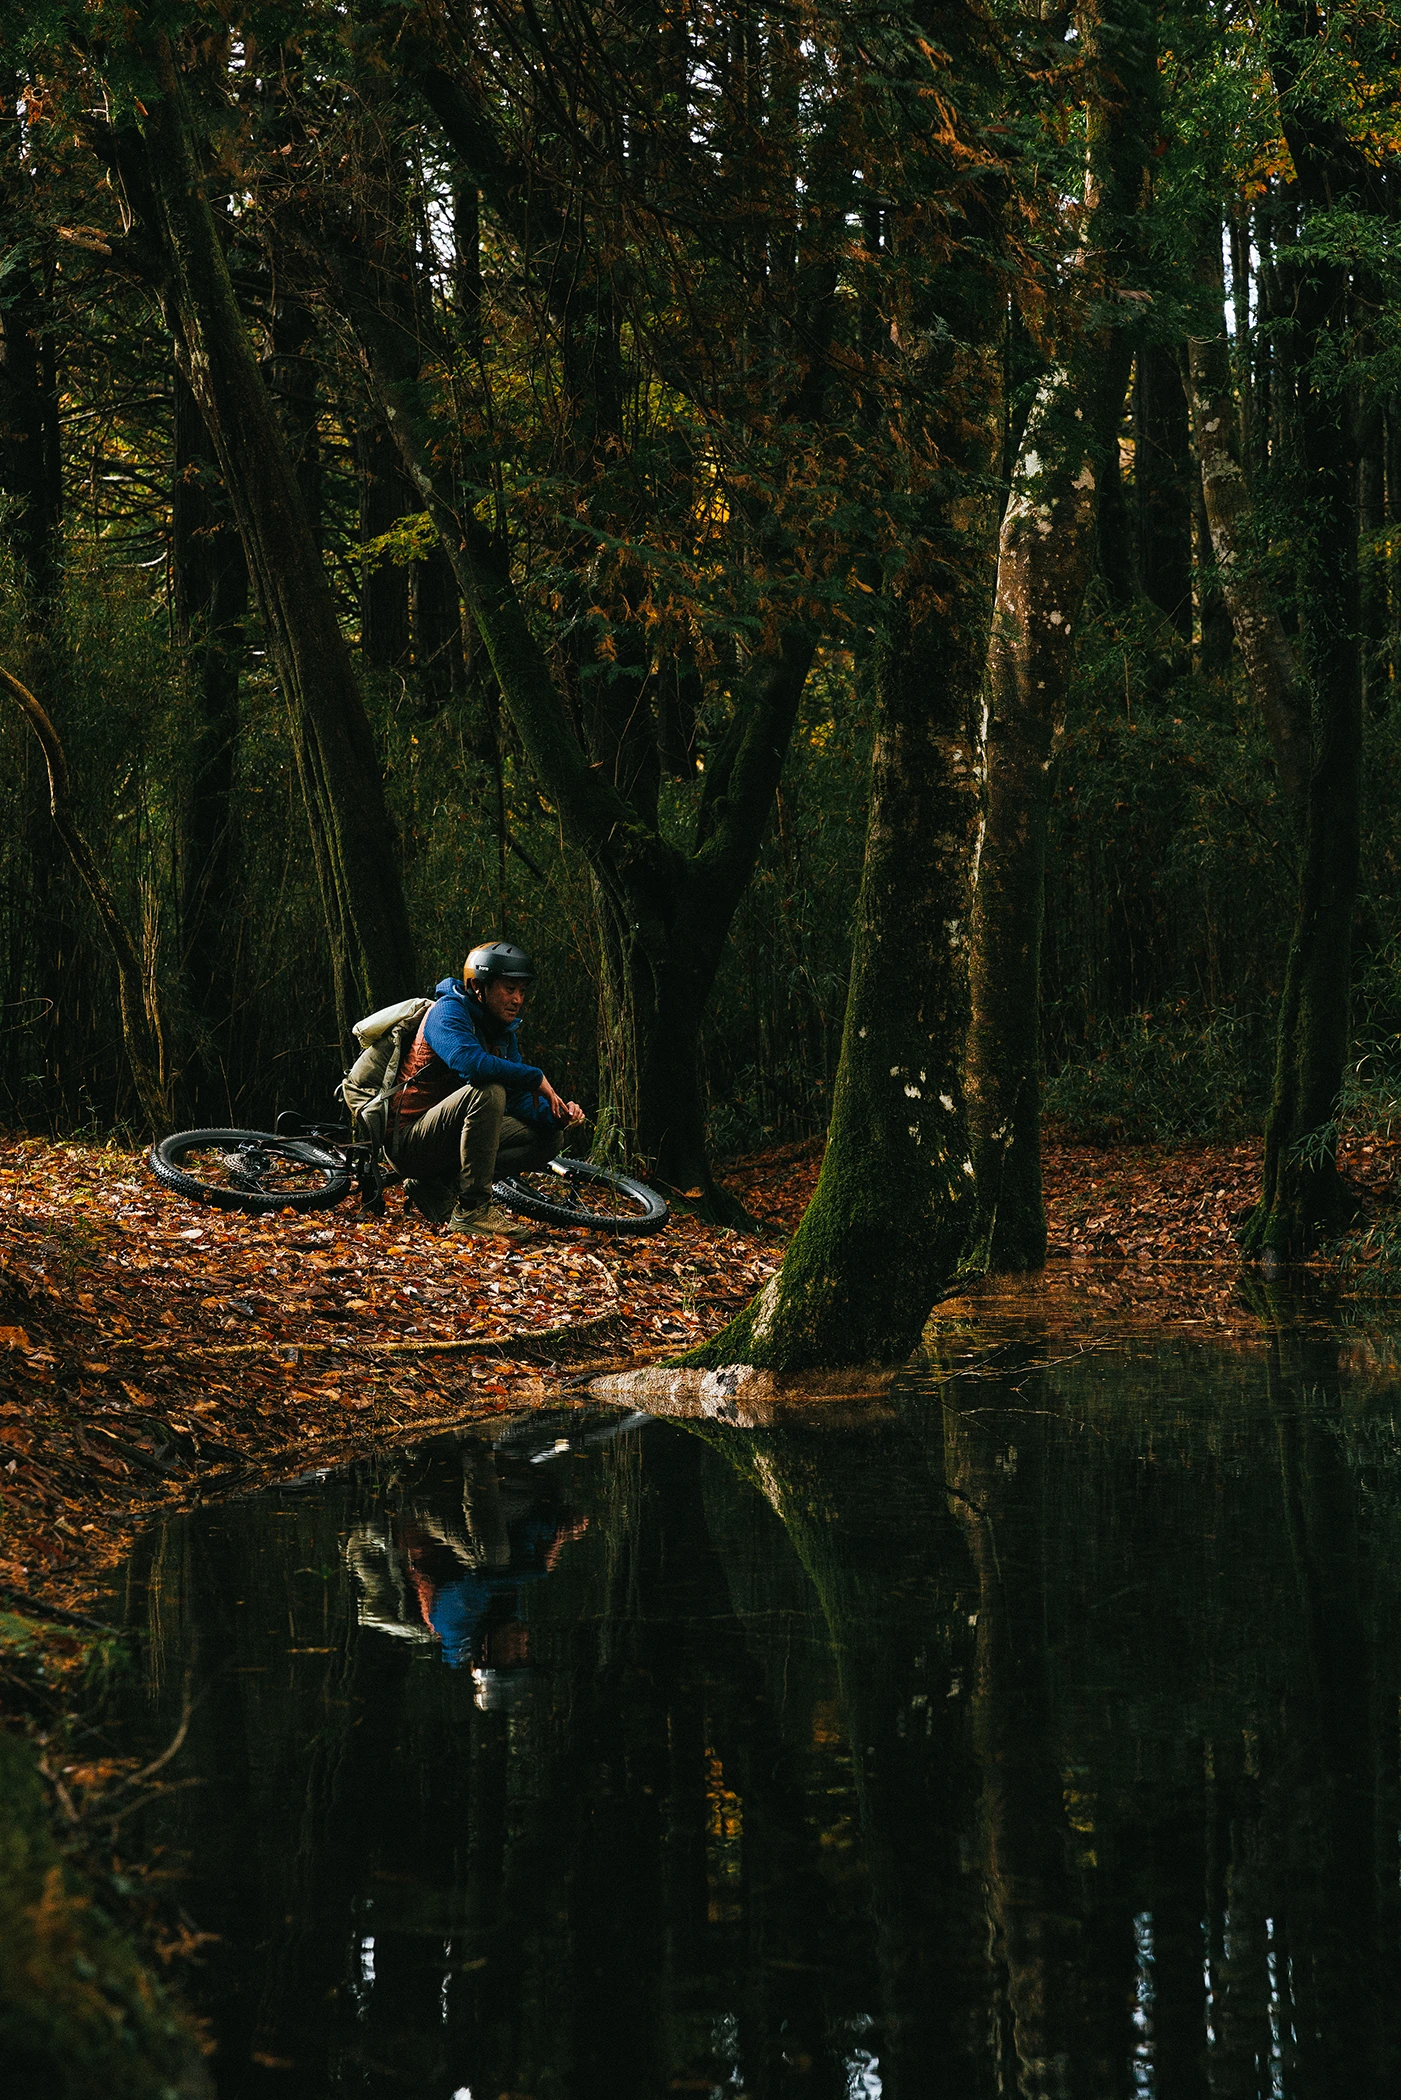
<box><xmin>274</xmin><ymin>1112</ymin><xmax>391</xmax><ymax>1214</ymax></box>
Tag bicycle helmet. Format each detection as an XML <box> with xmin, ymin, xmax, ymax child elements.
<box><xmin>465</xmin><ymin>941</ymin><xmax>537</xmax><ymax>986</ymax></box>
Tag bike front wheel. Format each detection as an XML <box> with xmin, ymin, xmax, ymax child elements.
<box><xmin>493</xmin><ymin>1157</ymin><xmax>668</xmax><ymax>1235</ymax></box>
<box><xmin>150</xmin><ymin>1129</ymin><xmax>353</xmax><ymax>1214</ymax></box>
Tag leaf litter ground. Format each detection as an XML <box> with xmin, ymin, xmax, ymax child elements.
<box><xmin>1</xmin><ymin>1125</ymin><xmax>1399</xmax><ymax>1625</ymax></box>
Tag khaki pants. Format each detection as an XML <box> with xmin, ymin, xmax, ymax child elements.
<box><xmin>391</xmin><ymin>1083</ymin><xmax>558</xmax><ymax>1204</ymax></box>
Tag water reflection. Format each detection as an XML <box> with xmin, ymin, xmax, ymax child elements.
<box><xmin>113</xmin><ymin>1327</ymin><xmax>1401</xmax><ymax>2098</ymax></box>
<box><xmin>343</xmin><ymin>1413</ymin><xmax>639</xmax><ymax>1707</ymax></box>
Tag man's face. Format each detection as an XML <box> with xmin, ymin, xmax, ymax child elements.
<box><xmin>480</xmin><ymin>975</ymin><xmax>529</xmax><ymax>1026</ymax></box>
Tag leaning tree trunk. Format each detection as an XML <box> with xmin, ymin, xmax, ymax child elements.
<box><xmin>689</xmin><ymin>455</ymin><xmax>1001</xmax><ymax>1368</ymax></box>
<box><xmin>111</xmin><ymin>40</ymin><xmax>416</xmax><ymax>1025</ymax></box>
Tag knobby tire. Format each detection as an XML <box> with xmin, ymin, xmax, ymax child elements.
<box><xmin>493</xmin><ymin>1158</ymin><xmax>668</xmax><ymax>1235</ymax></box>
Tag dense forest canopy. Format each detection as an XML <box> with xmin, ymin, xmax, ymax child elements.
<box><xmin>1</xmin><ymin>1</ymin><xmax>1399</xmax><ymax>1310</ymax></box>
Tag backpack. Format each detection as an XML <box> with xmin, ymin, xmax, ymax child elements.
<box><xmin>336</xmin><ymin>995</ymin><xmax>434</xmax><ymax>1156</ymax></box>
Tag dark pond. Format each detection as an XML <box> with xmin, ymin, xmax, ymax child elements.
<box><xmin>109</xmin><ymin>1319</ymin><xmax>1401</xmax><ymax>2099</ymax></box>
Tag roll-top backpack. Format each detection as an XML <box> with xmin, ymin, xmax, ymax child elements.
<box><xmin>337</xmin><ymin>995</ymin><xmax>433</xmax><ymax>1156</ymax></box>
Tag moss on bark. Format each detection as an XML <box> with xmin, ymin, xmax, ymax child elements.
<box><xmin>0</xmin><ymin>1730</ymin><xmax>211</xmax><ymax>2097</ymax></box>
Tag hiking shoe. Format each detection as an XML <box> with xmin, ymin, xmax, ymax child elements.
<box><xmin>446</xmin><ymin>1201</ymin><xmax>535</xmax><ymax>1241</ymax></box>
<box><xmin>404</xmin><ymin>1178</ymin><xmax>456</xmax><ymax>1225</ymax></box>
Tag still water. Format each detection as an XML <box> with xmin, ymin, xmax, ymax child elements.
<box><xmin>112</xmin><ymin>1319</ymin><xmax>1401</xmax><ymax>2099</ymax></box>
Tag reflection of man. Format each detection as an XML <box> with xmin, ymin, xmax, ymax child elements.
<box><xmin>399</xmin><ymin>1442</ymin><xmax>588</xmax><ymax>1709</ymax></box>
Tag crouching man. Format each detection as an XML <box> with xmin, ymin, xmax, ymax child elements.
<box><xmin>391</xmin><ymin>943</ymin><xmax>584</xmax><ymax>1240</ymax></box>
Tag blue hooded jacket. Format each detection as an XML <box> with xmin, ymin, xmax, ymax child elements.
<box><xmin>420</xmin><ymin>977</ymin><xmax>556</xmax><ymax>1131</ymax></box>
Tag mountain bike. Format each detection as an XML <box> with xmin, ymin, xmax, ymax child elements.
<box><xmin>148</xmin><ymin>1114</ymin><xmax>669</xmax><ymax>1236</ymax></box>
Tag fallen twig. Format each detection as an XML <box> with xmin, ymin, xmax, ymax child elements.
<box><xmin>0</xmin><ymin>1583</ymin><xmax>114</xmax><ymax>1633</ymax></box>
<box><xmin>82</xmin><ymin>1307</ymin><xmax>623</xmax><ymax>1362</ymax></box>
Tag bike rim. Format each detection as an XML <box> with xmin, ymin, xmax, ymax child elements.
<box><xmin>175</xmin><ymin>1137</ymin><xmax>344</xmax><ymax>1201</ymax></box>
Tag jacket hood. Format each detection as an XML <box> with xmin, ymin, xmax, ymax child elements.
<box><xmin>436</xmin><ymin>977</ymin><xmax>520</xmax><ymax>1035</ymax></box>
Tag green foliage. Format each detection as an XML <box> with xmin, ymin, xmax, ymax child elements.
<box><xmin>1043</xmin><ymin>1003</ymin><xmax>1258</xmax><ymax>1144</ymax></box>
<box><xmin>1042</xmin><ymin>592</ymin><xmax>1289</xmax><ymax>1118</ymax></box>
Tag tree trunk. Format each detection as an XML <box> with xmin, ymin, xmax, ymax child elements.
<box><xmin>690</xmin><ymin>452</ymin><xmax>1000</xmax><ymax>1367</ymax></box>
<box><xmin>0</xmin><ymin>71</ymin><xmax>62</xmax><ymax>612</ymax></box>
<box><xmin>1386</xmin><ymin>401</ymin><xmax>1400</xmax><ymax>712</ymax></box>
<box><xmin>1242</xmin><ymin>21</ymin><xmax>1365</xmax><ymax>1255</ymax></box>
<box><xmin>1134</xmin><ymin>339</ymin><xmax>1193</xmax><ymax>639</ymax></box>
<box><xmin>172</xmin><ymin>369</ymin><xmax>245</xmax><ymax>1106</ymax></box>
<box><xmin>411</xmin><ymin>546</ymin><xmax>465</xmax><ymax>713</ymax></box>
<box><xmin>111</xmin><ymin>40</ymin><xmax>416</xmax><ymax>1025</ymax></box>
<box><xmin>1186</xmin><ymin>231</ymin><xmax>1312</xmax><ymax>819</ymax></box>
<box><xmin>356</xmin><ymin>417</ymin><xmax>412</xmax><ymax>672</ymax></box>
<box><xmin>1359</xmin><ymin>400</ymin><xmax>1389</xmax><ymax>717</ymax></box>
<box><xmin>965</xmin><ymin>376</ymin><xmax>1103</xmax><ymax>1272</ymax></box>
<box><xmin>1191</xmin><ymin>453</ymin><xmax>1233</xmax><ymax>679</ymax></box>
<box><xmin>965</xmin><ymin>0</ymin><xmax>1157</xmax><ymax>1273</ymax></box>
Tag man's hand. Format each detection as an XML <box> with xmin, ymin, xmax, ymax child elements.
<box><xmin>539</xmin><ymin>1079</ymin><xmax>585</xmax><ymax>1127</ymax></box>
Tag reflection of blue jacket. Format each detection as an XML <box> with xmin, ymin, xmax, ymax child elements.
<box><xmin>427</xmin><ymin>1515</ymin><xmax>560</xmax><ymax>1667</ymax></box>
<box><xmin>423</xmin><ymin>979</ymin><xmax>555</xmax><ymax>1132</ymax></box>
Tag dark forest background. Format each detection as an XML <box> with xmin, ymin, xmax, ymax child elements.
<box><xmin>1</xmin><ymin>0</ymin><xmax>1398</xmax><ymax>1181</ymax></box>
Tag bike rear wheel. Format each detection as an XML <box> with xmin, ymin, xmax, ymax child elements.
<box><xmin>493</xmin><ymin>1157</ymin><xmax>668</xmax><ymax>1235</ymax></box>
<box><xmin>150</xmin><ymin>1129</ymin><xmax>352</xmax><ymax>1214</ymax></box>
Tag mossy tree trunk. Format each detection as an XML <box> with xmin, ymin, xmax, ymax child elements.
<box><xmin>690</xmin><ymin>451</ymin><xmax>1001</xmax><ymax>1367</ymax></box>
<box><xmin>105</xmin><ymin>40</ymin><xmax>416</xmax><ymax>1027</ymax></box>
<box><xmin>965</xmin><ymin>0</ymin><xmax>1157</xmax><ymax>1273</ymax></box>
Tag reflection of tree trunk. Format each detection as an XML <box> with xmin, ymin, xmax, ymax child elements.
<box><xmin>945</xmin><ymin>1382</ymin><xmax>1110</xmax><ymax>2100</ymax></box>
<box><xmin>697</xmin><ymin>1418</ymin><xmax>987</xmax><ymax>2091</ymax></box>
<box><xmin>1272</xmin><ymin>1335</ymin><xmax>1377</xmax><ymax>2094</ymax></box>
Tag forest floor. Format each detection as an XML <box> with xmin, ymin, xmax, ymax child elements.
<box><xmin>1</xmin><ymin>1123</ymin><xmax>1400</xmax><ymax>1628</ymax></box>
